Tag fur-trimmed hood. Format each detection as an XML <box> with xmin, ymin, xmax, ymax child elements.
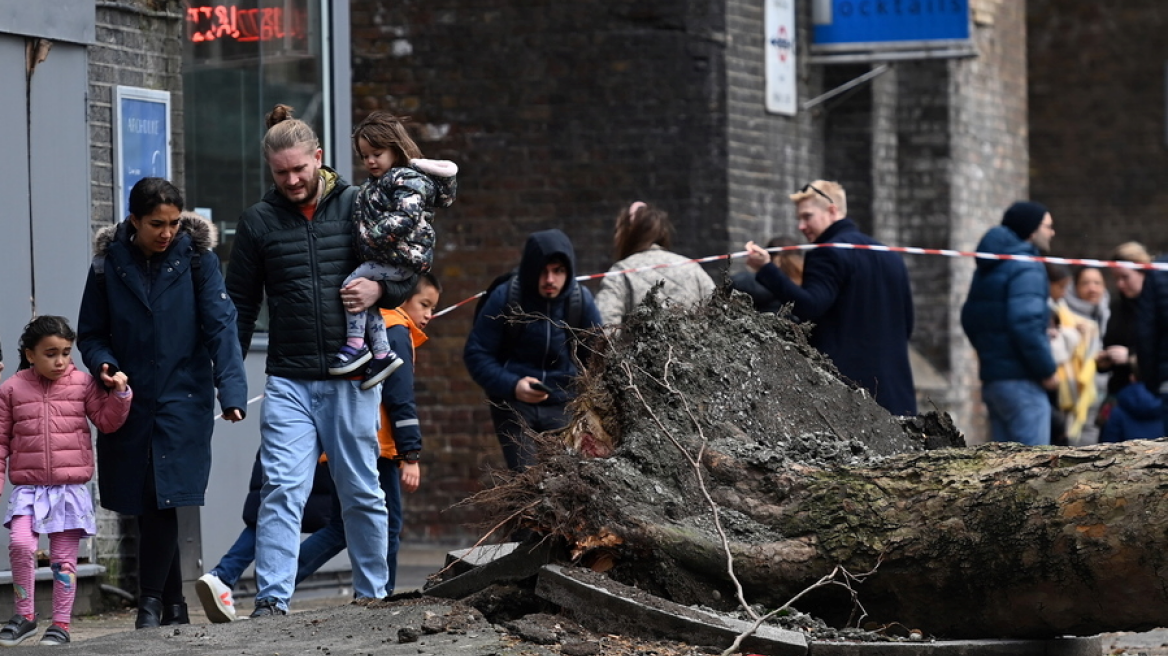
<box><xmin>93</xmin><ymin>212</ymin><xmax>218</xmax><ymax>257</ymax></box>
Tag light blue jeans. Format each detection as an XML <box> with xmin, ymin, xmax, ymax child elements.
<box><xmin>981</xmin><ymin>379</ymin><xmax>1051</xmax><ymax>446</ymax></box>
<box><xmin>296</xmin><ymin>457</ymin><xmax>403</xmax><ymax>594</ymax></box>
<box><xmin>254</xmin><ymin>376</ymin><xmax>388</xmax><ymax>610</ymax></box>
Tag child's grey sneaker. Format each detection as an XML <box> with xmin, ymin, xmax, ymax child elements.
<box><xmin>0</xmin><ymin>614</ymin><xmax>37</xmax><ymax>647</ymax></box>
<box><xmin>38</xmin><ymin>624</ymin><xmax>69</xmax><ymax>646</ymax></box>
<box><xmin>360</xmin><ymin>355</ymin><xmax>402</xmax><ymax>390</ymax></box>
<box><xmin>328</xmin><ymin>346</ymin><xmax>372</xmax><ymax>376</ymax></box>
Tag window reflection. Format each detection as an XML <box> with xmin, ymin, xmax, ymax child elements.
<box><xmin>182</xmin><ymin>0</ymin><xmax>324</xmax><ymax>332</ymax></box>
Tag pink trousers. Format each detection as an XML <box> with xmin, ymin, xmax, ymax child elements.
<box><xmin>9</xmin><ymin>515</ymin><xmax>82</xmax><ymax>624</ymax></box>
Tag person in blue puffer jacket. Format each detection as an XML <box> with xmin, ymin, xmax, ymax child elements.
<box><xmin>463</xmin><ymin>229</ymin><xmax>602</xmax><ymax>472</ymax></box>
<box><xmin>961</xmin><ymin>201</ymin><xmax>1059</xmax><ymax>445</ymax></box>
<box><xmin>1100</xmin><ymin>364</ymin><xmax>1164</xmax><ymax>443</ymax></box>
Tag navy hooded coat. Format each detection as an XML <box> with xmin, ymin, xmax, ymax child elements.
<box><xmin>463</xmin><ymin>229</ymin><xmax>602</xmax><ymax>405</ymax></box>
<box><xmin>78</xmin><ymin>215</ymin><xmax>248</xmax><ymax>514</ymax></box>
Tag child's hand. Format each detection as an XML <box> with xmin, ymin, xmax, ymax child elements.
<box><xmin>400</xmin><ymin>462</ymin><xmax>420</xmax><ymax>493</ymax></box>
<box><xmin>101</xmin><ymin>364</ymin><xmax>129</xmax><ymax>392</ymax></box>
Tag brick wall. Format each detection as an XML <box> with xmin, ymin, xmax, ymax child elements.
<box><xmin>349</xmin><ymin>0</ymin><xmax>728</xmax><ymax>541</ymax></box>
<box><xmin>1029</xmin><ymin>1</ymin><xmax>1168</xmax><ymax>258</ymax></box>
<box><xmin>724</xmin><ymin>0</ymin><xmax>820</xmax><ymax>246</ymax></box>
<box><xmin>89</xmin><ymin>0</ymin><xmax>185</xmax><ymax>590</ymax></box>
<box><xmin>90</xmin><ymin>0</ymin><xmax>184</xmax><ymax>226</ymax></box>
<box><xmin>347</xmin><ymin>0</ymin><xmax>1039</xmax><ymax>538</ymax></box>
<box><xmin>948</xmin><ymin>1</ymin><xmax>1030</xmax><ymax>441</ymax></box>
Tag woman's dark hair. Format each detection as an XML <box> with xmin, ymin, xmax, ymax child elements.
<box><xmin>1072</xmin><ymin>265</ymin><xmax>1103</xmax><ymax>285</ymax></box>
<box><xmin>128</xmin><ymin>177</ymin><xmax>184</xmax><ymax>219</ymax></box>
<box><xmin>1045</xmin><ymin>262</ymin><xmax>1071</xmax><ymax>284</ymax></box>
<box><xmin>613</xmin><ymin>202</ymin><xmax>673</xmax><ymax>261</ymax></box>
<box><xmin>18</xmin><ymin>315</ymin><xmax>75</xmax><ymax>371</ymax></box>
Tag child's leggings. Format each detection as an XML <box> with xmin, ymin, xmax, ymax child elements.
<box><xmin>9</xmin><ymin>515</ymin><xmax>83</xmax><ymax>624</ymax></box>
<box><xmin>344</xmin><ymin>261</ymin><xmax>412</xmax><ymax>355</ymax></box>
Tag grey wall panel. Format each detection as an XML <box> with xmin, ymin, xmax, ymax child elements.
<box><xmin>29</xmin><ymin>43</ymin><xmax>90</xmax><ymax>330</ymax></box>
<box><xmin>0</xmin><ymin>0</ymin><xmax>94</xmax><ymax>44</ymax></box>
<box><xmin>0</xmin><ymin>35</ymin><xmax>32</xmax><ymax>376</ymax></box>
<box><xmin>0</xmin><ymin>37</ymin><xmax>89</xmax><ymax>572</ymax></box>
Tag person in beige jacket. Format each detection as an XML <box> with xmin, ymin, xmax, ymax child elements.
<box><xmin>595</xmin><ymin>201</ymin><xmax>716</xmax><ymax>325</ymax></box>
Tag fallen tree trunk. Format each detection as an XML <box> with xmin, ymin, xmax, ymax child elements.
<box><xmin>474</xmin><ymin>292</ymin><xmax>1168</xmax><ymax>640</ymax></box>
<box><xmin>625</xmin><ymin>440</ymin><xmax>1168</xmax><ymax>639</ymax></box>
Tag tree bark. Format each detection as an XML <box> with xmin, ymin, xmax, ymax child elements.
<box><xmin>531</xmin><ymin>440</ymin><xmax>1168</xmax><ymax>639</ymax></box>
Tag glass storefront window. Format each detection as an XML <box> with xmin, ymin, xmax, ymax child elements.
<box><xmin>182</xmin><ymin>0</ymin><xmax>331</xmax><ymax>330</ymax></box>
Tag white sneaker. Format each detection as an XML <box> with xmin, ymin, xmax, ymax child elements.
<box><xmin>195</xmin><ymin>573</ymin><xmax>237</xmax><ymax>623</ymax></box>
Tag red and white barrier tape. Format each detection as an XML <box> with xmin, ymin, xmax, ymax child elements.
<box><xmin>223</xmin><ymin>242</ymin><xmax>1163</xmax><ymax>416</ymax></box>
<box><xmin>434</xmin><ymin>242</ymin><xmax>1168</xmax><ymax>319</ymax></box>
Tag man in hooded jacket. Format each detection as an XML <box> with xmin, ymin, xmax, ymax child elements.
<box><xmin>962</xmin><ymin>201</ymin><xmax>1059</xmax><ymax>445</ymax></box>
<box><xmin>463</xmin><ymin>229</ymin><xmax>603</xmax><ymax>471</ymax></box>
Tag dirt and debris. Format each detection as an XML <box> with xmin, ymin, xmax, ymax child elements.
<box><xmin>454</xmin><ymin>289</ymin><xmax>969</xmax><ymax>646</ymax></box>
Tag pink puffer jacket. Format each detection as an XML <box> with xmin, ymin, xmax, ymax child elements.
<box><xmin>0</xmin><ymin>365</ymin><xmax>131</xmax><ymax>488</ymax></box>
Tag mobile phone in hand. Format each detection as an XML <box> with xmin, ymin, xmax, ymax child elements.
<box><xmin>530</xmin><ymin>381</ymin><xmax>551</xmax><ymax>394</ymax></box>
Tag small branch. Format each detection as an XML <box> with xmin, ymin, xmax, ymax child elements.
<box><xmin>720</xmin><ymin>565</ymin><xmax>874</xmax><ymax>656</ymax></box>
<box><xmin>621</xmin><ymin>356</ymin><xmax>757</xmax><ymax>620</ymax></box>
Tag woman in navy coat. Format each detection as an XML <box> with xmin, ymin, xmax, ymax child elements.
<box><xmin>77</xmin><ymin>178</ymin><xmax>247</xmax><ymax>629</ymax></box>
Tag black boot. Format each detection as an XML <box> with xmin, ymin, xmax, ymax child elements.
<box><xmin>162</xmin><ymin>602</ymin><xmax>190</xmax><ymax>625</ymax></box>
<box><xmin>136</xmin><ymin>596</ymin><xmax>163</xmax><ymax>629</ymax></box>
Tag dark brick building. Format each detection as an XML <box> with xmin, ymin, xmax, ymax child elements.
<box><xmin>1029</xmin><ymin>1</ymin><xmax>1168</xmax><ymax>258</ymax></box>
<box><xmin>348</xmin><ymin>0</ymin><xmax>1033</xmax><ymax>542</ymax></box>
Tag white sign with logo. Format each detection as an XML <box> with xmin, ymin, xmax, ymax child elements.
<box><xmin>765</xmin><ymin>0</ymin><xmax>797</xmax><ymax>116</ymax></box>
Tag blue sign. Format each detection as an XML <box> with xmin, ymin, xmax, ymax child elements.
<box><xmin>813</xmin><ymin>0</ymin><xmax>970</xmax><ymax>50</ymax></box>
<box><xmin>115</xmin><ymin>87</ymin><xmax>171</xmax><ymax>221</ymax></box>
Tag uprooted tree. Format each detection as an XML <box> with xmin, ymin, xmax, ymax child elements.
<box><xmin>472</xmin><ymin>289</ymin><xmax>1168</xmax><ymax>640</ymax></box>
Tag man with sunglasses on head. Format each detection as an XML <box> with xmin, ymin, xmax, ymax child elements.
<box><xmin>745</xmin><ymin>180</ymin><xmax>917</xmax><ymax>416</ymax></box>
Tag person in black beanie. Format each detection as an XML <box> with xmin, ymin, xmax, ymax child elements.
<box><xmin>962</xmin><ymin>201</ymin><xmax>1059</xmax><ymax>445</ymax></box>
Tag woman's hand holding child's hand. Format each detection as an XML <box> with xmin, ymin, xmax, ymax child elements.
<box><xmin>101</xmin><ymin>363</ymin><xmax>129</xmax><ymax>393</ymax></box>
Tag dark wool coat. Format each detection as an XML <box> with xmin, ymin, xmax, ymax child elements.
<box><xmin>1099</xmin><ymin>382</ymin><xmax>1164</xmax><ymax>443</ymax></box>
<box><xmin>1137</xmin><ymin>256</ymin><xmax>1168</xmax><ymax>396</ymax></box>
<box><xmin>463</xmin><ymin>229</ymin><xmax>603</xmax><ymax>406</ymax></box>
<box><xmin>961</xmin><ymin>225</ymin><xmax>1056</xmax><ymax>384</ymax></box>
<box><xmin>755</xmin><ymin>219</ymin><xmax>917</xmax><ymax>416</ymax></box>
<box><xmin>226</xmin><ymin>168</ymin><xmax>363</xmax><ymax>378</ymax></box>
<box><xmin>78</xmin><ymin>215</ymin><xmax>248</xmax><ymax>514</ymax></box>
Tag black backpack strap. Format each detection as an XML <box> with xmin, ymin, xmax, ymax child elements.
<box><xmin>566</xmin><ymin>283</ymin><xmax>583</xmax><ymax>329</ymax></box>
<box><xmin>503</xmin><ymin>276</ymin><xmax>524</xmax><ymax>348</ymax></box>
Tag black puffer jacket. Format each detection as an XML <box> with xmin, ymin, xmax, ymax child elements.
<box><xmin>226</xmin><ymin>168</ymin><xmax>360</xmax><ymax>379</ymax></box>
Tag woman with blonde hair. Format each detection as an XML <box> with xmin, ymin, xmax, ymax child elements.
<box><xmin>1096</xmin><ymin>241</ymin><xmax>1153</xmax><ymax>431</ymax></box>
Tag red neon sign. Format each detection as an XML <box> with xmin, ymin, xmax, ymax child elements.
<box><xmin>185</xmin><ymin>4</ymin><xmax>308</xmax><ymax>44</ymax></box>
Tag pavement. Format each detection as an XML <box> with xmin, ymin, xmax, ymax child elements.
<box><xmin>52</xmin><ymin>544</ymin><xmax>1168</xmax><ymax>654</ymax></box>
<box><xmin>69</xmin><ymin>543</ymin><xmax>450</xmax><ymax>643</ymax></box>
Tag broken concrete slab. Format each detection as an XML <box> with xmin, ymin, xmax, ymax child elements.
<box><xmin>536</xmin><ymin>563</ymin><xmax>808</xmax><ymax>656</ymax></box>
<box><xmin>424</xmin><ymin>538</ymin><xmax>565</xmax><ymax>599</ymax></box>
<box><xmin>444</xmin><ymin>541</ymin><xmax>521</xmax><ymax>577</ymax></box>
<box><xmin>807</xmin><ymin>636</ymin><xmax>1102</xmax><ymax>655</ymax></box>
